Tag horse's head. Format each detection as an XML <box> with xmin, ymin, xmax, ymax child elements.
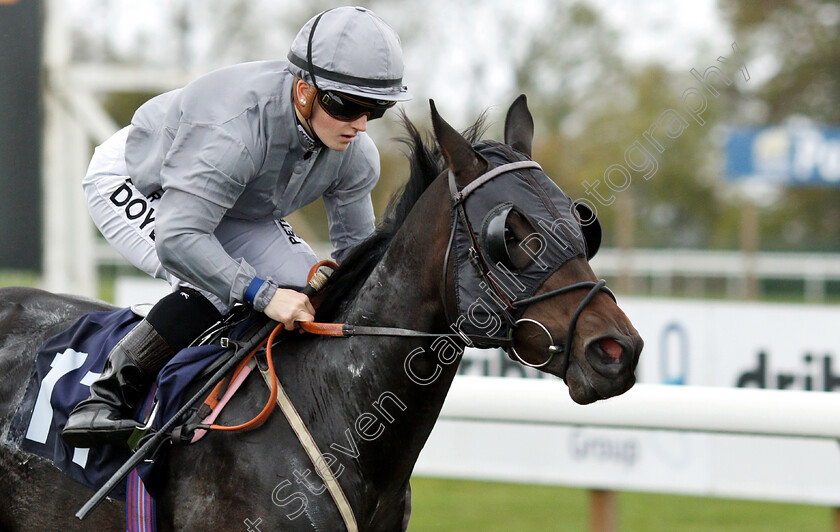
<box><xmin>431</xmin><ymin>95</ymin><xmax>643</xmax><ymax>405</ymax></box>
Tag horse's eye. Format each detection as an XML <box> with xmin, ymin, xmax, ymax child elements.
<box><xmin>481</xmin><ymin>203</ymin><xmax>536</xmax><ymax>270</ymax></box>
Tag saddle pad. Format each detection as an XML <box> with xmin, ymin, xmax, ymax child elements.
<box><xmin>5</xmin><ymin>308</ymin><xmax>228</xmax><ymax>496</ymax></box>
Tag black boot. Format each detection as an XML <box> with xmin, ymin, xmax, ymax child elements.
<box><xmin>61</xmin><ymin>319</ymin><xmax>174</xmax><ymax>448</ymax></box>
<box><xmin>61</xmin><ymin>287</ymin><xmax>222</xmax><ymax>448</ymax></box>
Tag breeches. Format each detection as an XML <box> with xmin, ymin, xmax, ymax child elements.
<box><xmin>82</xmin><ymin>126</ymin><xmax>318</xmax><ymax>313</ymax></box>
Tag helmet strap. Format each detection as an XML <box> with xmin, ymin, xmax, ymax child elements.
<box><xmin>305</xmin><ymin>9</ymin><xmax>330</xmax><ymax>92</ymax></box>
<box><xmin>295</xmin><ymin>9</ymin><xmax>330</xmax><ymax>147</ymax></box>
<box><xmin>296</xmin><ymin>117</ymin><xmax>322</xmax><ymax>152</ymax></box>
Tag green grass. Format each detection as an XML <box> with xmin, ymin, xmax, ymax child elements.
<box><xmin>407</xmin><ymin>477</ymin><xmax>833</xmax><ymax>531</ymax></box>
<box><xmin>0</xmin><ymin>270</ymin><xmax>40</xmax><ymax>289</ymax></box>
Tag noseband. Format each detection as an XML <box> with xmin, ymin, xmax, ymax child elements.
<box><xmin>442</xmin><ymin>161</ymin><xmax>615</xmax><ymax>371</ymax></box>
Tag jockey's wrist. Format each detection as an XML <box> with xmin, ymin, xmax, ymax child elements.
<box><xmin>250</xmin><ymin>279</ymin><xmax>277</xmax><ymax>312</ymax></box>
<box><xmin>243</xmin><ymin>277</ymin><xmax>264</xmax><ymax>304</ymax></box>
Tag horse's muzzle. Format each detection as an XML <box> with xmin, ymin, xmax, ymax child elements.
<box><xmin>566</xmin><ymin>331</ymin><xmax>642</xmax><ymax>404</ymax></box>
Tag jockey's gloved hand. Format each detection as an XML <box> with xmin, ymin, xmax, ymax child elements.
<box><xmin>264</xmin><ymin>288</ymin><xmax>315</xmax><ymax>330</ymax></box>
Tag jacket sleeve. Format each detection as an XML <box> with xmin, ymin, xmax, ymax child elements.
<box><xmin>154</xmin><ymin>121</ymin><xmax>269</xmax><ymax>307</ymax></box>
<box><xmin>322</xmin><ymin>134</ymin><xmax>379</xmax><ymax>263</ymax></box>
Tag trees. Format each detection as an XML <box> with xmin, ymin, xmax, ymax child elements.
<box><xmin>720</xmin><ymin>0</ymin><xmax>840</xmax><ymax>251</ymax></box>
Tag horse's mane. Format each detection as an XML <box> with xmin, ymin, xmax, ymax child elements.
<box><xmin>314</xmin><ymin>111</ymin><xmax>488</xmax><ymax>321</ymax></box>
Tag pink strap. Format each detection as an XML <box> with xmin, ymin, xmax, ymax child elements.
<box><xmin>190</xmin><ymin>359</ymin><xmax>256</xmax><ymax>443</ymax></box>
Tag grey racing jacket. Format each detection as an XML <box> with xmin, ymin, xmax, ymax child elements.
<box><xmin>124</xmin><ymin>60</ymin><xmax>379</xmax><ymax>310</ymax></box>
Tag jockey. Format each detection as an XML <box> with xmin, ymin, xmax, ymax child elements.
<box><xmin>62</xmin><ymin>6</ymin><xmax>411</xmax><ymax>448</ymax></box>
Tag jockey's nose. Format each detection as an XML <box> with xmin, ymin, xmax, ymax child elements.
<box><xmin>350</xmin><ymin>114</ymin><xmax>368</xmax><ymax>132</ymax></box>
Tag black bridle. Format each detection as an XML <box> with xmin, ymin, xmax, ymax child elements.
<box><xmin>441</xmin><ymin>161</ymin><xmax>615</xmax><ymax>372</ymax></box>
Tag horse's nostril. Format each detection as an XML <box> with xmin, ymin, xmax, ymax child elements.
<box><xmin>598</xmin><ymin>337</ymin><xmax>623</xmax><ymax>363</ymax></box>
<box><xmin>584</xmin><ymin>336</ymin><xmax>628</xmax><ymax>377</ymax></box>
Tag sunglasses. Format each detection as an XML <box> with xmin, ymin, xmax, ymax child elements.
<box><xmin>317</xmin><ymin>91</ymin><xmax>395</xmax><ymax>122</ymax></box>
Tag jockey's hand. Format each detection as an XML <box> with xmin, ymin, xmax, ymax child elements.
<box><xmin>263</xmin><ymin>288</ymin><xmax>316</xmax><ymax>331</ymax></box>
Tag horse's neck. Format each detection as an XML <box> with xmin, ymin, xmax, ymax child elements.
<box><xmin>335</xmin><ymin>175</ymin><xmax>461</xmax><ymax>488</ymax></box>
<box><xmin>347</xmin><ymin>173</ymin><xmax>452</xmax><ymax>334</ymax></box>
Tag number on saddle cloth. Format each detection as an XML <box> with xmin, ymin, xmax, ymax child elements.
<box><xmin>4</xmin><ymin>306</ymin><xmax>261</xmax><ymax>496</ymax></box>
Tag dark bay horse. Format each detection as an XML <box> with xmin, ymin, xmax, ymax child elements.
<box><xmin>0</xmin><ymin>97</ymin><xmax>643</xmax><ymax>530</ymax></box>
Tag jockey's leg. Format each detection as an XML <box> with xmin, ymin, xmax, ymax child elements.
<box><xmin>61</xmin><ymin>287</ymin><xmax>221</xmax><ymax>448</ymax></box>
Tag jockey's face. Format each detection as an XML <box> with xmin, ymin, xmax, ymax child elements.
<box><xmin>309</xmin><ymin>99</ymin><xmax>368</xmax><ymax>151</ymax></box>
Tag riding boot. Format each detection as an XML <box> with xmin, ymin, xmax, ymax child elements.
<box><xmin>61</xmin><ymin>319</ymin><xmax>174</xmax><ymax>448</ymax></box>
<box><xmin>61</xmin><ymin>287</ymin><xmax>223</xmax><ymax>448</ymax></box>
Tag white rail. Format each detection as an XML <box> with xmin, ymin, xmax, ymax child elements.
<box><xmin>435</xmin><ymin>376</ymin><xmax>840</xmax><ymax>532</ymax></box>
<box><xmin>591</xmin><ymin>248</ymin><xmax>840</xmax><ymax>281</ymax></box>
<box><xmin>440</xmin><ymin>376</ymin><xmax>840</xmax><ymax>440</ymax></box>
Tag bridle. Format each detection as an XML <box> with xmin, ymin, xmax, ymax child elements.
<box><xmin>440</xmin><ymin>160</ymin><xmax>615</xmax><ymax>373</ymax></box>
<box><xmin>508</xmin><ymin>279</ymin><xmax>611</xmax><ymax>371</ymax></box>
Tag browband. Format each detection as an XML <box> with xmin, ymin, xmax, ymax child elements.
<box><xmin>451</xmin><ymin>160</ymin><xmax>542</xmax><ymax>204</ymax></box>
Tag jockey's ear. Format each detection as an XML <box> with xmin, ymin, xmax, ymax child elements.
<box><xmin>430</xmin><ymin>99</ymin><xmax>487</xmax><ymax>188</ymax></box>
<box><xmin>504</xmin><ymin>94</ymin><xmax>534</xmax><ymax>158</ymax></box>
<box><xmin>294</xmin><ymin>78</ymin><xmax>318</xmax><ymax>119</ymax></box>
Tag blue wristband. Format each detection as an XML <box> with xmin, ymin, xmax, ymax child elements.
<box><xmin>244</xmin><ymin>277</ymin><xmax>265</xmax><ymax>305</ymax></box>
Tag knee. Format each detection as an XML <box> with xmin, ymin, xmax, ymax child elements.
<box><xmin>146</xmin><ymin>287</ymin><xmax>223</xmax><ymax>350</ymax></box>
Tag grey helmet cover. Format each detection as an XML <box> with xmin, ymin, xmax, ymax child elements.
<box><xmin>287</xmin><ymin>6</ymin><xmax>411</xmax><ymax>102</ymax></box>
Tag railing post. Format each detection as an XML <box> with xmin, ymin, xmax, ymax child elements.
<box><xmin>590</xmin><ymin>489</ymin><xmax>617</xmax><ymax>532</ymax></box>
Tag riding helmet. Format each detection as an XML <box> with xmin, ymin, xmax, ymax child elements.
<box><xmin>287</xmin><ymin>6</ymin><xmax>411</xmax><ymax>102</ymax></box>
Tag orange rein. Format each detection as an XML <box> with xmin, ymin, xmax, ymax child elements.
<box><xmin>205</xmin><ymin>325</ymin><xmax>278</xmax><ymax>431</ymax></box>
<box><xmin>204</xmin><ymin>260</ymin><xmax>340</xmax><ymax>432</ymax></box>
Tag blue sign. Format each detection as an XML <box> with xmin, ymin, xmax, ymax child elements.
<box><xmin>726</xmin><ymin>126</ymin><xmax>840</xmax><ymax>185</ymax></box>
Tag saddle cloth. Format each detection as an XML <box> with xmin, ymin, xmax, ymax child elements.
<box><xmin>5</xmin><ymin>307</ymin><xmax>230</xmax><ymax>496</ymax></box>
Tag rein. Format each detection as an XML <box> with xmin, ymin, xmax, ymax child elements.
<box><xmin>79</xmin><ymin>149</ymin><xmax>618</xmax><ymax>529</ymax></box>
<box><xmin>243</xmin><ymin>161</ymin><xmax>615</xmax><ymax>531</ymax></box>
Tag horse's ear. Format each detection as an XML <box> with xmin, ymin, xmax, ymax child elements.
<box><xmin>430</xmin><ymin>99</ymin><xmax>487</xmax><ymax>186</ymax></box>
<box><xmin>504</xmin><ymin>94</ymin><xmax>534</xmax><ymax>158</ymax></box>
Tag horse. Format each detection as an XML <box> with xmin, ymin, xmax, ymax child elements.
<box><xmin>0</xmin><ymin>96</ymin><xmax>643</xmax><ymax>531</ymax></box>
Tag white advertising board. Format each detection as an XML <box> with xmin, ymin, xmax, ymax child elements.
<box><xmin>414</xmin><ymin>298</ymin><xmax>840</xmax><ymax>506</ymax></box>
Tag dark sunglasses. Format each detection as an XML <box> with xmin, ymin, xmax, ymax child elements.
<box><xmin>317</xmin><ymin>91</ymin><xmax>395</xmax><ymax>122</ymax></box>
